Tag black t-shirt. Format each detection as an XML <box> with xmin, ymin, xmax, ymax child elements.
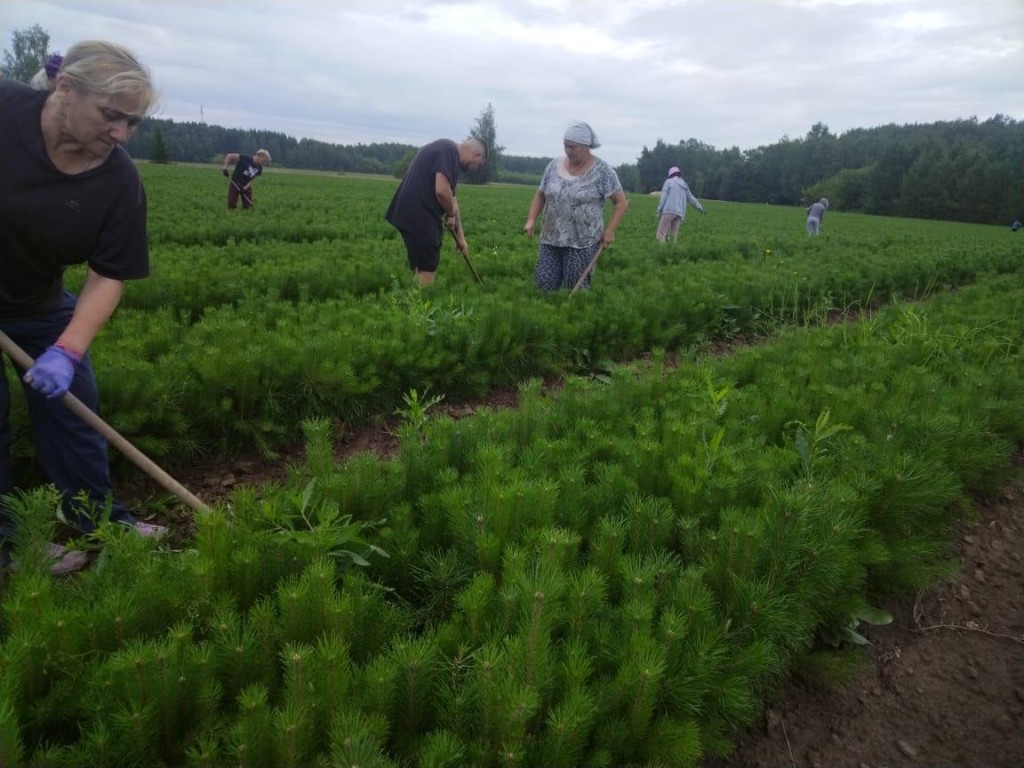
<box><xmin>0</xmin><ymin>81</ymin><xmax>149</xmax><ymax>318</ymax></box>
<box><xmin>385</xmin><ymin>139</ymin><xmax>461</xmax><ymax>235</ymax></box>
<box><xmin>230</xmin><ymin>154</ymin><xmax>263</xmax><ymax>188</ymax></box>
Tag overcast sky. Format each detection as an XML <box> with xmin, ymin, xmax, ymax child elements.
<box><xmin>4</xmin><ymin>0</ymin><xmax>1022</xmax><ymax>166</ymax></box>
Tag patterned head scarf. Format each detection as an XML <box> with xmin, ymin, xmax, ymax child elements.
<box><xmin>563</xmin><ymin>121</ymin><xmax>600</xmax><ymax>148</ymax></box>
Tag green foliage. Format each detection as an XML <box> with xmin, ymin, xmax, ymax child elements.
<box><xmin>2</xmin><ymin>24</ymin><xmax>49</xmax><ymax>82</ymax></box>
<box><xmin>149</xmin><ymin>126</ymin><xmax>171</xmax><ymax>164</ymax></box>
<box><xmin>633</xmin><ymin>118</ymin><xmax>1022</xmax><ymax>223</ymax></box>
<box><xmin>465</xmin><ymin>102</ymin><xmax>504</xmax><ymax>184</ymax></box>
<box><xmin>3</xmin><ymin>162</ymin><xmax>1024</xmax><ymax>765</ymax></box>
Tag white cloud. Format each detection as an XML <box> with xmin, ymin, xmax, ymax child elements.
<box><xmin>3</xmin><ymin>0</ymin><xmax>1021</xmax><ymax>165</ymax></box>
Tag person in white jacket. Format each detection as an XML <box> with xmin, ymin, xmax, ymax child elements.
<box><xmin>805</xmin><ymin>197</ymin><xmax>829</xmax><ymax>234</ymax></box>
<box><xmin>656</xmin><ymin>167</ymin><xmax>705</xmax><ymax>242</ymax></box>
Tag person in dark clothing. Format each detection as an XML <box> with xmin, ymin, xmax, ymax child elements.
<box><xmin>0</xmin><ymin>40</ymin><xmax>166</xmax><ymax>575</ymax></box>
<box><xmin>222</xmin><ymin>149</ymin><xmax>271</xmax><ymax>210</ymax></box>
<box><xmin>385</xmin><ymin>137</ymin><xmax>487</xmax><ymax>286</ymax></box>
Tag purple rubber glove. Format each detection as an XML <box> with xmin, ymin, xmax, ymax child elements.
<box><xmin>24</xmin><ymin>345</ymin><xmax>80</xmax><ymax>399</ymax></box>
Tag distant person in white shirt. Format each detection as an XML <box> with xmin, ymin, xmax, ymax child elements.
<box><xmin>656</xmin><ymin>166</ymin><xmax>704</xmax><ymax>242</ymax></box>
<box><xmin>806</xmin><ymin>197</ymin><xmax>829</xmax><ymax>235</ymax></box>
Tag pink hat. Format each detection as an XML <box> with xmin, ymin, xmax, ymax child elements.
<box><xmin>667</xmin><ymin>166</ymin><xmax>681</xmax><ymax>178</ymax></box>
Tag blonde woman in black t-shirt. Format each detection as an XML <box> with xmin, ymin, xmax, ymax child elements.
<box><xmin>0</xmin><ymin>40</ymin><xmax>166</xmax><ymax>575</ymax></box>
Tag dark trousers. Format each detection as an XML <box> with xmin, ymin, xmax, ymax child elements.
<box><xmin>227</xmin><ymin>182</ymin><xmax>254</xmax><ymax>209</ymax></box>
<box><xmin>0</xmin><ymin>291</ymin><xmax>132</xmax><ymax>543</ymax></box>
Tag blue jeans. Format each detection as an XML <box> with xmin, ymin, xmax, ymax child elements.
<box><xmin>0</xmin><ymin>291</ymin><xmax>134</xmax><ymax>544</ymax></box>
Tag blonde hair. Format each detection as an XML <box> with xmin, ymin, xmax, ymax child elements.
<box><xmin>58</xmin><ymin>40</ymin><xmax>158</xmax><ymax>115</ymax></box>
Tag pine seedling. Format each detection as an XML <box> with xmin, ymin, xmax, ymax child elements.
<box><xmin>210</xmin><ymin>607</ymin><xmax>265</xmax><ymax>702</ymax></box>
<box><xmin>558</xmin><ymin>637</ymin><xmax>596</xmax><ymax>691</ymax></box>
<box><xmin>333</xmin><ymin>570</ymin><xmax>412</xmax><ymax>663</ymax></box>
<box><xmin>75</xmin><ymin>719</ymin><xmax>118</xmax><ymax>768</ymax></box>
<box><xmin>454</xmin><ymin>571</ymin><xmax>498</xmax><ymax>645</ymax></box>
<box><xmin>152</xmin><ymin>635</ymin><xmax>196</xmax><ymax>752</ymax></box>
<box><xmin>496</xmin><ymin>738</ymin><xmax>527</xmax><ymax>768</ymax></box>
<box><xmin>356</xmin><ymin>653</ymin><xmax>398</xmax><ymax>725</ymax></box>
<box><xmin>230</xmin><ymin>541</ymin><xmax>268</xmax><ymax>610</ymax></box>
<box><xmin>311</xmin><ymin>632</ymin><xmax>353</xmax><ymax>727</ymax></box>
<box><xmin>588</xmin><ymin>514</ymin><xmax>627</xmax><ymax>599</ymax></box>
<box><xmin>1</xmin><ymin>570</ymin><xmax>53</xmax><ymax>643</ymax></box>
<box><xmin>675</xmin><ymin>514</ymin><xmax>704</xmax><ymax>563</ymax></box>
<box><xmin>614</xmin><ymin>634</ymin><xmax>668</xmax><ymax>749</ymax></box>
<box><xmin>621</xmin><ymin>595</ymin><xmax>657</xmax><ymax>642</ymax></box>
<box><xmin>709</xmin><ymin>506</ymin><xmax>764</xmax><ymax>588</ymax></box>
<box><xmin>388</xmin><ymin>634</ymin><xmax>441</xmax><ymax>754</ymax></box>
<box><xmin>533</xmin><ymin>526</ymin><xmax>581</xmax><ymax>573</ymax></box>
<box><xmin>273</xmin><ymin>699</ymin><xmax>316</xmax><ymax>768</ymax></box>
<box><xmin>327</xmin><ymin>709</ymin><xmax>397</xmax><ymax>768</ymax></box>
<box><xmin>276</xmin><ymin>575</ymin><xmax>319</xmax><ymax>645</ymax></box>
<box><xmin>281</xmin><ymin>642</ymin><xmax>315</xmax><ymax>714</ymax></box>
<box><xmin>300</xmin><ymin>416</ymin><xmax>335</xmax><ymax>479</ymax></box>
<box><xmin>503</xmin><ymin>631</ymin><xmax>555</xmax><ymax>711</ymax></box>
<box><xmin>23</xmin><ymin>741</ymin><xmax>72</xmax><ymax>768</ymax></box>
<box><xmin>109</xmin><ymin>695</ymin><xmax>159</xmax><ymax>766</ymax></box>
<box><xmin>0</xmin><ymin>696</ymin><xmax>25</xmax><ymax>768</ymax></box>
<box><xmin>624</xmin><ymin>493</ymin><xmax>675</xmax><ymax>556</ymax></box>
<box><xmin>643</xmin><ymin>716</ymin><xmax>702</xmax><ymax>768</ymax></box>
<box><xmin>474</xmin><ymin>530</ymin><xmax>504</xmax><ymax>576</ymax></box>
<box><xmin>554</xmin><ymin>459</ymin><xmax>589</xmax><ymax>532</ymax></box>
<box><xmin>192</xmin><ymin>679</ymin><xmax>224</xmax><ymax>736</ymax></box>
<box><xmin>564</xmin><ymin>567</ymin><xmax>608</xmax><ymax>639</ymax></box>
<box><xmin>669</xmin><ymin>623</ymin><xmax>729</xmax><ymax>721</ymax></box>
<box><xmin>409</xmin><ymin>547</ymin><xmax>473</xmax><ymax>626</ymax></box>
<box><xmin>535</xmin><ymin>687</ymin><xmax>598</xmax><ymax>768</ymax></box>
<box><xmin>432</xmin><ymin>642</ymin><xmax>477</xmax><ymax>739</ymax></box>
<box><xmin>618</xmin><ymin>553</ymin><xmax>666</xmax><ymax>605</ymax></box>
<box><xmin>465</xmin><ymin>640</ymin><xmax>504</xmax><ymax>748</ymax></box>
<box><xmin>185</xmin><ymin>733</ymin><xmax>223</xmax><ymax>768</ymax></box>
<box><xmin>4</xmin><ymin>489</ymin><xmax>87</xmax><ymax>584</ymax></box>
<box><xmin>417</xmin><ymin>729</ymin><xmax>468</xmax><ymax>768</ymax></box>
<box><xmin>230</xmin><ymin>684</ymin><xmax>275</xmax><ymax>768</ymax></box>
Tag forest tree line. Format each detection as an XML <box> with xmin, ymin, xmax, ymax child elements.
<box><xmin>3</xmin><ymin>23</ymin><xmax>1020</xmax><ymax>225</ymax></box>
<box><xmin>132</xmin><ymin>115</ymin><xmax>1021</xmax><ymax>225</ymax></box>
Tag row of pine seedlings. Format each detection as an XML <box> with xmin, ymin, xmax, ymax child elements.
<box><xmin>1</xmin><ymin>273</ymin><xmax>1022</xmax><ymax>765</ymax></box>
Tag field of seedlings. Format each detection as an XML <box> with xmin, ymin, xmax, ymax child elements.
<box><xmin>1</xmin><ymin>163</ymin><xmax>1022</xmax><ymax>767</ymax></box>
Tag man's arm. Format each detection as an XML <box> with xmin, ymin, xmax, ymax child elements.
<box><xmin>436</xmin><ymin>172</ymin><xmax>467</xmax><ymax>253</ymax></box>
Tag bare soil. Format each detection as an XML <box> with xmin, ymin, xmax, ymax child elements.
<box><xmin>119</xmin><ymin>389</ymin><xmax>1024</xmax><ymax>768</ymax></box>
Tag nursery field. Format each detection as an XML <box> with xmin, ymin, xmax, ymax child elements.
<box><xmin>1</xmin><ymin>163</ymin><xmax>1023</xmax><ymax>767</ymax></box>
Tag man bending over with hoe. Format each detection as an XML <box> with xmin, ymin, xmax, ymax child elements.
<box><xmin>222</xmin><ymin>148</ymin><xmax>271</xmax><ymax>210</ymax></box>
<box><xmin>385</xmin><ymin>137</ymin><xmax>487</xmax><ymax>286</ymax></box>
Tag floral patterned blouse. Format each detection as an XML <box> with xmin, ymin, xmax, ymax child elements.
<box><xmin>538</xmin><ymin>156</ymin><xmax>622</xmax><ymax>248</ymax></box>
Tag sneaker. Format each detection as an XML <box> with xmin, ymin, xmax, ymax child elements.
<box><xmin>132</xmin><ymin>521</ymin><xmax>168</xmax><ymax>539</ymax></box>
<box><xmin>48</xmin><ymin>543</ymin><xmax>90</xmax><ymax>575</ymax></box>
<box><xmin>8</xmin><ymin>543</ymin><xmax>89</xmax><ymax>576</ymax></box>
